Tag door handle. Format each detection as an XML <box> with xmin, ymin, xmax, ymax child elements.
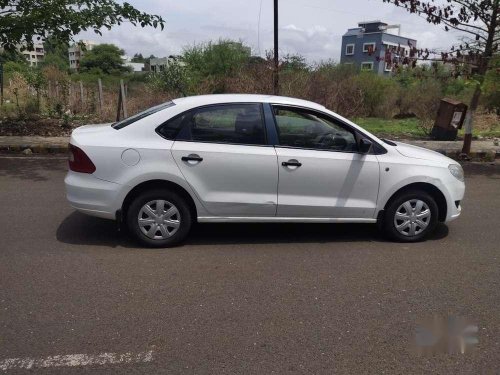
<box><xmin>181</xmin><ymin>154</ymin><xmax>203</xmax><ymax>162</ymax></box>
<box><xmin>282</xmin><ymin>160</ymin><xmax>302</xmax><ymax>167</ymax></box>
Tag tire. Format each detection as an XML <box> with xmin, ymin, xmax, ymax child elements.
<box><xmin>126</xmin><ymin>189</ymin><xmax>192</xmax><ymax>248</ymax></box>
<box><xmin>382</xmin><ymin>190</ymin><xmax>439</xmax><ymax>242</ymax></box>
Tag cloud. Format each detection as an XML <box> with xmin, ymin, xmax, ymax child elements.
<box><xmin>76</xmin><ymin>0</ymin><xmax>464</xmax><ymax>62</ymax></box>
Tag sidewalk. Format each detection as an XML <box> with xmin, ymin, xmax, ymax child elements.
<box><xmin>0</xmin><ymin>136</ymin><xmax>498</xmax><ymax>160</ymax></box>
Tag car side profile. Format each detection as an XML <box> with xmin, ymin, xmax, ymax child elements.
<box><xmin>65</xmin><ymin>94</ymin><xmax>465</xmax><ymax>247</ymax></box>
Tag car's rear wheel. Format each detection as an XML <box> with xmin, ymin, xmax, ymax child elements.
<box><xmin>382</xmin><ymin>190</ymin><xmax>439</xmax><ymax>242</ymax></box>
<box><xmin>126</xmin><ymin>189</ymin><xmax>192</xmax><ymax>247</ymax></box>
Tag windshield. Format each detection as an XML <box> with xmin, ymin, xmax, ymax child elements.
<box><xmin>112</xmin><ymin>101</ymin><xmax>175</xmax><ymax>130</ymax></box>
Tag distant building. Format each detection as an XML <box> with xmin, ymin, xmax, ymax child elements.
<box><xmin>19</xmin><ymin>42</ymin><xmax>45</xmax><ymax>67</ymax></box>
<box><xmin>148</xmin><ymin>57</ymin><xmax>172</xmax><ymax>73</ymax></box>
<box><xmin>147</xmin><ymin>56</ymin><xmax>183</xmax><ymax>73</ymax></box>
<box><xmin>0</xmin><ymin>43</ymin><xmax>46</xmax><ymax>66</ymax></box>
<box><xmin>68</xmin><ymin>40</ymin><xmax>98</xmax><ymax>71</ymax></box>
<box><xmin>0</xmin><ymin>43</ymin><xmax>45</xmax><ymax>66</ymax></box>
<box><xmin>340</xmin><ymin>21</ymin><xmax>417</xmax><ymax>75</ymax></box>
<box><xmin>122</xmin><ymin>56</ymin><xmax>145</xmax><ymax>72</ymax></box>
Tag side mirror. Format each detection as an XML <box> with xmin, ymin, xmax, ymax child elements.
<box><xmin>359</xmin><ymin>138</ymin><xmax>372</xmax><ymax>154</ymax></box>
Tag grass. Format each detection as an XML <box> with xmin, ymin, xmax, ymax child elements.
<box><xmin>354</xmin><ymin>117</ymin><xmax>500</xmax><ymax>139</ymax></box>
<box><xmin>354</xmin><ymin>118</ymin><xmax>424</xmax><ymax>139</ymax></box>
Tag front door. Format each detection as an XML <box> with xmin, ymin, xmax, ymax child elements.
<box><xmin>171</xmin><ymin>103</ymin><xmax>278</xmax><ymax>217</ymax></box>
<box><xmin>272</xmin><ymin>106</ymin><xmax>380</xmax><ymax>219</ymax></box>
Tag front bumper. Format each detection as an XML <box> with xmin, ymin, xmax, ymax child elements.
<box><xmin>65</xmin><ymin>171</ymin><xmax>123</xmax><ymax>220</ymax></box>
<box><xmin>443</xmin><ymin>180</ymin><xmax>465</xmax><ymax>223</ymax></box>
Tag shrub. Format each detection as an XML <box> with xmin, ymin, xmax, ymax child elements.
<box><xmin>352</xmin><ymin>72</ymin><xmax>400</xmax><ymax>118</ymax></box>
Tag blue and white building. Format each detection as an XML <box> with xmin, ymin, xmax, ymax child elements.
<box><xmin>340</xmin><ymin>21</ymin><xmax>417</xmax><ymax>75</ymax></box>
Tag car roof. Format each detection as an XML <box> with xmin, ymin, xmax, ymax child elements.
<box><xmin>172</xmin><ymin>94</ymin><xmax>326</xmax><ymax>111</ymax></box>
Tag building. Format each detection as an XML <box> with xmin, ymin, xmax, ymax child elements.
<box><xmin>340</xmin><ymin>21</ymin><xmax>417</xmax><ymax>75</ymax></box>
<box><xmin>122</xmin><ymin>56</ymin><xmax>145</xmax><ymax>73</ymax></box>
<box><xmin>68</xmin><ymin>40</ymin><xmax>98</xmax><ymax>70</ymax></box>
<box><xmin>147</xmin><ymin>57</ymin><xmax>173</xmax><ymax>73</ymax></box>
<box><xmin>19</xmin><ymin>42</ymin><xmax>45</xmax><ymax>67</ymax></box>
<box><xmin>0</xmin><ymin>43</ymin><xmax>45</xmax><ymax>67</ymax></box>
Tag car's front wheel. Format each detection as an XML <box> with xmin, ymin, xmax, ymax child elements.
<box><xmin>382</xmin><ymin>190</ymin><xmax>439</xmax><ymax>242</ymax></box>
<box><xmin>126</xmin><ymin>189</ymin><xmax>192</xmax><ymax>247</ymax></box>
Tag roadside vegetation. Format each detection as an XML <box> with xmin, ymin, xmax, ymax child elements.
<box><xmin>0</xmin><ymin>39</ymin><xmax>498</xmax><ymax>139</ymax></box>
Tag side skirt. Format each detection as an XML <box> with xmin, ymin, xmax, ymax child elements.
<box><xmin>197</xmin><ymin>217</ymin><xmax>377</xmax><ymax>223</ymax></box>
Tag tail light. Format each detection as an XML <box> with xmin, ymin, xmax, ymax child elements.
<box><xmin>68</xmin><ymin>144</ymin><xmax>96</xmax><ymax>174</ymax></box>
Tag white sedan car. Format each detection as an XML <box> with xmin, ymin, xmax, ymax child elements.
<box><xmin>65</xmin><ymin>94</ymin><xmax>465</xmax><ymax>247</ymax></box>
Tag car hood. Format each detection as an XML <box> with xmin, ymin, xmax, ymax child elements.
<box><xmin>393</xmin><ymin>141</ymin><xmax>451</xmax><ymax>163</ymax></box>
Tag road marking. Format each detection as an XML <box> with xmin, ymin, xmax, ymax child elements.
<box><xmin>0</xmin><ymin>350</ymin><xmax>153</xmax><ymax>371</ymax></box>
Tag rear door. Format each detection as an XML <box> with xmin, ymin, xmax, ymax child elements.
<box><xmin>170</xmin><ymin>103</ymin><xmax>279</xmax><ymax>217</ymax></box>
<box><xmin>272</xmin><ymin>105</ymin><xmax>380</xmax><ymax>219</ymax></box>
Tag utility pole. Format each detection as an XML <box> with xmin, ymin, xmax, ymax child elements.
<box><xmin>273</xmin><ymin>0</ymin><xmax>279</xmax><ymax>95</ymax></box>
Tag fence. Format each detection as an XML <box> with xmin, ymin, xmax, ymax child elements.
<box><xmin>0</xmin><ymin>75</ymin><xmax>171</xmax><ymax>123</ymax></box>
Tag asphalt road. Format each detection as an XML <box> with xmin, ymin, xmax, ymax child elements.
<box><xmin>0</xmin><ymin>155</ymin><xmax>499</xmax><ymax>374</ymax></box>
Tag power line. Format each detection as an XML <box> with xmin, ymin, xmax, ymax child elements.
<box><xmin>257</xmin><ymin>0</ymin><xmax>264</xmax><ymax>55</ymax></box>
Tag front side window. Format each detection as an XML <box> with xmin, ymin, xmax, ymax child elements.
<box><xmin>345</xmin><ymin>44</ymin><xmax>355</xmax><ymax>55</ymax></box>
<box><xmin>178</xmin><ymin>104</ymin><xmax>266</xmax><ymax>145</ymax></box>
<box><xmin>273</xmin><ymin>107</ymin><xmax>358</xmax><ymax>152</ymax></box>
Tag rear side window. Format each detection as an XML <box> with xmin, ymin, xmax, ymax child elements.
<box><xmin>177</xmin><ymin>104</ymin><xmax>266</xmax><ymax>145</ymax></box>
<box><xmin>112</xmin><ymin>101</ymin><xmax>175</xmax><ymax>130</ymax></box>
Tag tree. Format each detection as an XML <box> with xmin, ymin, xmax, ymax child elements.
<box><xmin>41</xmin><ymin>37</ymin><xmax>70</xmax><ymax>71</ymax></box>
<box><xmin>281</xmin><ymin>53</ymin><xmax>309</xmax><ymax>72</ymax></box>
<box><xmin>148</xmin><ymin>60</ymin><xmax>188</xmax><ymax>97</ymax></box>
<box><xmin>0</xmin><ymin>48</ymin><xmax>26</xmax><ymax>65</ymax></box>
<box><xmin>182</xmin><ymin>39</ymin><xmax>252</xmax><ymax>92</ymax></box>
<box><xmin>0</xmin><ymin>0</ymin><xmax>164</xmax><ymax>51</ymax></box>
<box><xmin>79</xmin><ymin>44</ymin><xmax>131</xmax><ymax>75</ymax></box>
<box><xmin>381</xmin><ymin>0</ymin><xmax>499</xmax><ymax>155</ymax></box>
<box><xmin>131</xmin><ymin>53</ymin><xmax>145</xmax><ymax>63</ymax></box>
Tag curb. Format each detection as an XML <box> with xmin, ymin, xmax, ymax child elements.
<box><xmin>440</xmin><ymin>149</ymin><xmax>499</xmax><ymax>162</ymax></box>
<box><xmin>0</xmin><ymin>144</ymin><xmax>68</xmax><ymax>154</ymax></box>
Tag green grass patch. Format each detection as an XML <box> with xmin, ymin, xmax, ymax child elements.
<box><xmin>353</xmin><ymin>117</ymin><xmax>500</xmax><ymax>139</ymax></box>
<box><xmin>353</xmin><ymin>118</ymin><xmax>424</xmax><ymax>138</ymax></box>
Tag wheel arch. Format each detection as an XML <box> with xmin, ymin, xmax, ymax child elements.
<box><xmin>382</xmin><ymin>182</ymin><xmax>448</xmax><ymax>222</ymax></box>
<box><xmin>121</xmin><ymin>179</ymin><xmax>198</xmax><ymax>221</ymax></box>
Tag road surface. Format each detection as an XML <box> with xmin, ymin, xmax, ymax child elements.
<box><xmin>0</xmin><ymin>155</ymin><xmax>499</xmax><ymax>374</ymax></box>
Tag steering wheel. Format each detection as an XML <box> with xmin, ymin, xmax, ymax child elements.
<box><xmin>317</xmin><ymin>132</ymin><xmax>335</xmax><ymax>148</ymax></box>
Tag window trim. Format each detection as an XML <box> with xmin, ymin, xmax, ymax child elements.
<box><xmin>345</xmin><ymin>43</ymin><xmax>355</xmax><ymax>56</ymax></box>
<box><xmin>362</xmin><ymin>42</ymin><xmax>376</xmax><ymax>53</ymax></box>
<box><xmin>269</xmin><ymin>104</ymin><xmax>386</xmax><ymax>155</ymax></box>
<box><xmin>156</xmin><ymin>103</ymin><xmax>271</xmax><ymax>147</ymax></box>
<box><xmin>361</xmin><ymin>61</ymin><xmax>374</xmax><ymax>71</ymax></box>
<box><xmin>113</xmin><ymin>101</ymin><xmax>175</xmax><ymax>130</ymax></box>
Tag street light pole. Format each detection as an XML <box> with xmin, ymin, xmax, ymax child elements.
<box><xmin>273</xmin><ymin>0</ymin><xmax>279</xmax><ymax>95</ymax></box>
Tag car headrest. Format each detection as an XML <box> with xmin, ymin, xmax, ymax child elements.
<box><xmin>235</xmin><ymin>113</ymin><xmax>261</xmax><ymax>135</ymax></box>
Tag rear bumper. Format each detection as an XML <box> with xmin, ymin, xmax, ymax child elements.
<box><xmin>65</xmin><ymin>171</ymin><xmax>123</xmax><ymax>220</ymax></box>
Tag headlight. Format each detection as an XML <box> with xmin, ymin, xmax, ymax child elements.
<box><xmin>448</xmin><ymin>164</ymin><xmax>464</xmax><ymax>182</ymax></box>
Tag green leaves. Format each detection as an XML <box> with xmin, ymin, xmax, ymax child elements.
<box><xmin>79</xmin><ymin>43</ymin><xmax>130</xmax><ymax>75</ymax></box>
<box><xmin>0</xmin><ymin>0</ymin><xmax>165</xmax><ymax>51</ymax></box>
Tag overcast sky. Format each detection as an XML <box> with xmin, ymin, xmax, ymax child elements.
<box><xmin>78</xmin><ymin>0</ymin><xmax>464</xmax><ymax>62</ymax></box>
